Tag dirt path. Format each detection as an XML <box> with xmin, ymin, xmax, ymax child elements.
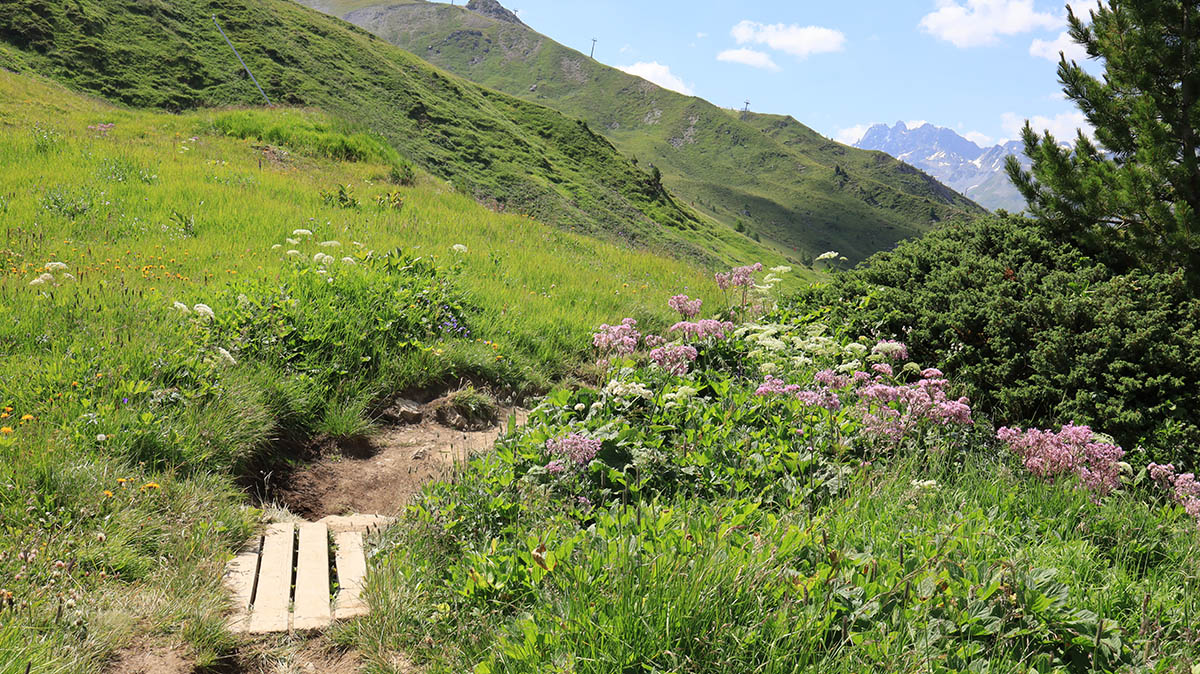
<box><xmin>276</xmin><ymin>404</ymin><xmax>527</xmax><ymax>520</ymax></box>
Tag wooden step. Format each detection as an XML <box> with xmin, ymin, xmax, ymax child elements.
<box><xmin>226</xmin><ymin>515</ymin><xmax>391</xmax><ymax>634</ymax></box>
<box><xmin>332</xmin><ymin>530</ymin><xmax>368</xmax><ymax>620</ymax></box>
<box><xmin>248</xmin><ymin>522</ymin><xmax>294</xmax><ymax>634</ymax></box>
<box><xmin>293</xmin><ymin>522</ymin><xmax>332</xmax><ymax>631</ymax></box>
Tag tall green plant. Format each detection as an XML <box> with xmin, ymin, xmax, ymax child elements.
<box><xmin>1007</xmin><ymin>0</ymin><xmax>1200</xmax><ymax>279</ymax></box>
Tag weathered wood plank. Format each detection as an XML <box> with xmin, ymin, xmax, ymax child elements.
<box><xmin>223</xmin><ymin>536</ymin><xmax>262</xmax><ymax>633</ymax></box>
<box><xmin>293</xmin><ymin>522</ymin><xmax>331</xmax><ymax>631</ymax></box>
<box><xmin>332</xmin><ymin>530</ymin><xmax>368</xmax><ymax>620</ymax></box>
<box><xmin>247</xmin><ymin>522</ymin><xmax>294</xmax><ymax>634</ymax></box>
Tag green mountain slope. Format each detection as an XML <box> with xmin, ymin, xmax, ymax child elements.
<box><xmin>296</xmin><ymin>0</ymin><xmax>986</xmax><ymax>263</ymax></box>
<box><xmin>0</xmin><ymin>0</ymin><xmax>780</xmax><ymax>268</ymax></box>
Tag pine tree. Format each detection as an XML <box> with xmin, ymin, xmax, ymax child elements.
<box><xmin>1007</xmin><ymin>0</ymin><xmax>1200</xmax><ymax>279</ymax></box>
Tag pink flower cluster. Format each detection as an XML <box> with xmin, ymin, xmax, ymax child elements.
<box><xmin>996</xmin><ymin>423</ymin><xmax>1126</xmax><ymax>495</ymax></box>
<box><xmin>857</xmin><ymin>376</ymin><xmax>973</xmax><ymax>441</ymax></box>
<box><xmin>1147</xmin><ymin>463</ymin><xmax>1200</xmax><ymax>528</ymax></box>
<box><xmin>650</xmin><ymin>344</ymin><xmax>699</xmax><ymax>376</ymax></box>
<box><xmin>756</xmin><ymin>375</ymin><xmax>841</xmax><ymax>411</ymax></box>
<box><xmin>547</xmin><ymin>433</ymin><xmax>601</xmax><ymax>467</ymax></box>
<box><xmin>88</xmin><ymin>122</ymin><xmax>115</xmax><ymax>136</ymax></box>
<box><xmin>715</xmin><ymin>263</ymin><xmax>763</xmax><ymax>290</ymax></box>
<box><xmin>756</xmin><ymin>365</ymin><xmax>974</xmax><ymax>443</ymax></box>
<box><xmin>669</xmin><ymin>319</ymin><xmax>734</xmax><ymax>340</ymax></box>
<box><xmin>593</xmin><ymin>318</ymin><xmax>640</xmax><ymax>357</ymax></box>
<box><xmin>668</xmin><ymin>294</ymin><xmax>703</xmax><ymax>318</ymax></box>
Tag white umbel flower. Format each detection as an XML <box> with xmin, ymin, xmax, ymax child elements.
<box><xmin>193</xmin><ymin>303</ymin><xmax>215</xmax><ymax>320</ymax></box>
<box><xmin>45</xmin><ymin>261</ymin><xmax>69</xmax><ymax>272</ymax></box>
<box><xmin>318</xmin><ymin>240</ymin><xmax>341</xmax><ymax>248</ymax></box>
<box><xmin>172</xmin><ymin>301</ymin><xmax>190</xmax><ymax>314</ymax></box>
<box><xmin>292</xmin><ymin>228</ymin><xmax>313</xmax><ymax>237</ymax></box>
<box><xmin>451</xmin><ymin>244</ymin><xmax>468</xmax><ymax>253</ymax></box>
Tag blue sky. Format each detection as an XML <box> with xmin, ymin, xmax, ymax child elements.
<box><xmin>477</xmin><ymin>0</ymin><xmax>1098</xmax><ymax>148</ymax></box>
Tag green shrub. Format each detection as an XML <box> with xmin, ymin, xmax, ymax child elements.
<box><xmin>790</xmin><ymin>214</ymin><xmax>1200</xmax><ymax>467</ymax></box>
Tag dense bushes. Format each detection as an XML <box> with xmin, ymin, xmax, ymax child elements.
<box><xmin>791</xmin><ymin>214</ymin><xmax>1200</xmax><ymax>467</ymax></box>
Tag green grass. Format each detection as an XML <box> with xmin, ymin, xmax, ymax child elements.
<box><xmin>0</xmin><ymin>69</ymin><xmax>790</xmax><ymax>672</ymax></box>
<box><xmin>300</xmin><ymin>0</ymin><xmax>987</xmax><ymax>264</ymax></box>
<box><xmin>0</xmin><ymin>0</ymin><xmax>787</xmax><ymax>270</ymax></box>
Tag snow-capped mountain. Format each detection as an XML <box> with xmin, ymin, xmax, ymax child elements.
<box><xmin>855</xmin><ymin>121</ymin><xmax>1029</xmax><ymax>212</ymax></box>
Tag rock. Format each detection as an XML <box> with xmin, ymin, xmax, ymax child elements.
<box><xmin>379</xmin><ymin>399</ymin><xmax>423</xmax><ymax>425</ymax></box>
<box><xmin>466</xmin><ymin>0</ymin><xmax>526</xmax><ymax>26</ymax></box>
<box><xmin>436</xmin><ymin>405</ymin><xmax>471</xmax><ymax>431</ymax></box>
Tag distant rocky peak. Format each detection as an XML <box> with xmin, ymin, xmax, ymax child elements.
<box><xmin>466</xmin><ymin>0</ymin><xmax>526</xmax><ymax>26</ymax></box>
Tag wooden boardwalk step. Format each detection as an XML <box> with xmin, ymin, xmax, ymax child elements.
<box><xmin>332</xmin><ymin>530</ymin><xmax>368</xmax><ymax>620</ymax></box>
<box><xmin>293</xmin><ymin>522</ymin><xmax>331</xmax><ymax>630</ymax></box>
<box><xmin>225</xmin><ymin>515</ymin><xmax>391</xmax><ymax>634</ymax></box>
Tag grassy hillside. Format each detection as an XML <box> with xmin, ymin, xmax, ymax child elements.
<box><xmin>0</xmin><ymin>0</ymin><xmax>784</xmax><ymax>269</ymax></box>
<box><xmin>297</xmin><ymin>0</ymin><xmax>987</xmax><ymax>263</ymax></box>
<box><xmin>0</xmin><ymin>69</ymin><xmax>763</xmax><ymax>671</ymax></box>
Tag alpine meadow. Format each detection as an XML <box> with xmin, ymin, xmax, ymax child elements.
<box><xmin>1</xmin><ymin>1</ymin><xmax>1199</xmax><ymax>673</ymax></box>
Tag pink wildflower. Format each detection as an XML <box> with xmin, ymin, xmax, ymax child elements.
<box><xmin>756</xmin><ymin>376</ymin><xmax>801</xmax><ymax>396</ymax></box>
<box><xmin>546</xmin><ymin>433</ymin><xmax>601</xmax><ymax>466</ymax></box>
<box><xmin>921</xmin><ymin>368</ymin><xmax>943</xmax><ymax>379</ymax></box>
<box><xmin>644</xmin><ymin>334</ymin><xmax>667</xmax><ymax>348</ymax></box>
<box><xmin>667</xmin><ymin>294</ymin><xmax>703</xmax><ymax>319</ymax></box>
<box><xmin>669</xmin><ymin>319</ymin><xmax>734</xmax><ymax>340</ymax></box>
<box><xmin>546</xmin><ymin>459</ymin><xmax>567</xmax><ymax>475</ymax></box>
<box><xmin>715</xmin><ymin>272</ymin><xmax>731</xmax><ymax>290</ymax></box>
<box><xmin>1146</xmin><ymin>463</ymin><xmax>1200</xmax><ymax>529</ymax></box>
<box><xmin>593</xmin><ymin>318</ymin><xmax>640</xmax><ymax>359</ymax></box>
<box><xmin>871</xmin><ymin>363</ymin><xmax>893</xmax><ymax>376</ymax></box>
<box><xmin>997</xmin><ymin>424</ymin><xmax>1125</xmax><ymax>494</ymax></box>
<box><xmin>650</xmin><ymin>344</ymin><xmax>699</xmax><ymax>376</ymax></box>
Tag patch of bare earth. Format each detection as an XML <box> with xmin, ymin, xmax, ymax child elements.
<box><xmin>276</xmin><ymin>400</ymin><xmax>527</xmax><ymax>520</ymax></box>
<box><xmin>106</xmin><ymin>638</ymin><xmax>192</xmax><ymax>674</ymax></box>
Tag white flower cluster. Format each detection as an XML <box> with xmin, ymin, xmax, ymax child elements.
<box><xmin>29</xmin><ymin>262</ymin><xmax>75</xmax><ymax>287</ymax></box>
<box><xmin>451</xmin><ymin>243</ymin><xmax>468</xmax><ymax>253</ymax></box>
<box><xmin>604</xmin><ymin>378</ymin><xmax>653</xmax><ymax>402</ymax></box>
<box><xmin>662</xmin><ymin>385</ymin><xmax>698</xmax><ymax>410</ymax></box>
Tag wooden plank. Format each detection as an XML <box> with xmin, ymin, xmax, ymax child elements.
<box><xmin>319</xmin><ymin>514</ymin><xmax>392</xmax><ymax>535</ymax></box>
<box><xmin>248</xmin><ymin>522</ymin><xmax>294</xmax><ymax>634</ymax></box>
<box><xmin>332</xmin><ymin>530</ymin><xmax>369</xmax><ymax>620</ymax></box>
<box><xmin>223</xmin><ymin>536</ymin><xmax>262</xmax><ymax>633</ymax></box>
<box><xmin>292</xmin><ymin>522</ymin><xmax>331</xmax><ymax>631</ymax></box>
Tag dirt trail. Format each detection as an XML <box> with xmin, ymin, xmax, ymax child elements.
<box><xmin>276</xmin><ymin>403</ymin><xmax>527</xmax><ymax>520</ymax></box>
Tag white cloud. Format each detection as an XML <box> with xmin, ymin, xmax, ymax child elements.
<box><xmin>717</xmin><ymin>48</ymin><xmax>781</xmax><ymax>71</ymax></box>
<box><xmin>1001</xmin><ymin>110</ymin><xmax>1093</xmax><ymax>141</ymax></box>
<box><xmin>731</xmin><ymin>20</ymin><xmax>846</xmax><ymax>58</ymax></box>
<box><xmin>964</xmin><ymin>131</ymin><xmax>994</xmax><ymax>146</ymax></box>
<box><xmin>907</xmin><ymin>119</ymin><xmax>931</xmax><ymax>129</ymax></box>
<box><xmin>919</xmin><ymin>0</ymin><xmax>1061</xmax><ymax>47</ymax></box>
<box><xmin>696</xmin><ymin>32</ymin><xmax>708</xmax><ymax>39</ymax></box>
<box><xmin>835</xmin><ymin>124</ymin><xmax>870</xmax><ymax>145</ymax></box>
<box><xmin>615</xmin><ymin>62</ymin><xmax>695</xmax><ymax>96</ymax></box>
<box><xmin>1029</xmin><ymin>31</ymin><xmax>1088</xmax><ymax>61</ymax></box>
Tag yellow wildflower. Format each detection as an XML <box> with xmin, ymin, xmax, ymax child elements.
<box><xmin>20</xmin><ymin>414</ymin><xmax>33</xmax><ymax>421</ymax></box>
<box><xmin>103</xmin><ymin>490</ymin><xmax>114</xmax><ymax>498</ymax></box>
<box><xmin>0</xmin><ymin>413</ymin><xmax>7</xmax><ymax>419</ymax></box>
<box><xmin>0</xmin><ymin>427</ymin><xmax>12</xmax><ymax>434</ymax></box>
<box><xmin>141</xmin><ymin>482</ymin><xmax>161</xmax><ymax>491</ymax></box>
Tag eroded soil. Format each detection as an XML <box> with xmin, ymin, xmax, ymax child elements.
<box><xmin>275</xmin><ymin>403</ymin><xmax>527</xmax><ymax>520</ymax></box>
